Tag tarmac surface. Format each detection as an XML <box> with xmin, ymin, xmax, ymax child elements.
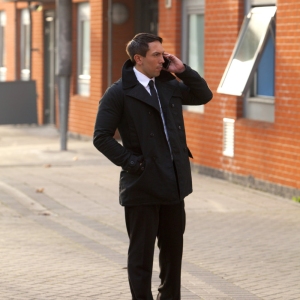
<box><xmin>0</xmin><ymin>124</ymin><xmax>300</xmax><ymax>300</ymax></box>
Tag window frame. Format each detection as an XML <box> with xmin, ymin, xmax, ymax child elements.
<box><xmin>217</xmin><ymin>6</ymin><xmax>277</xmax><ymax>97</ymax></box>
<box><xmin>252</xmin><ymin>0</ymin><xmax>276</xmax><ymax>5</ymax></box>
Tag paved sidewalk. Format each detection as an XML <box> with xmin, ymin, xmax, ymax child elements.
<box><xmin>0</xmin><ymin>124</ymin><xmax>300</xmax><ymax>300</ymax></box>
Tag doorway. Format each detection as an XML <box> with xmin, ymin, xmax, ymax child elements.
<box><xmin>134</xmin><ymin>0</ymin><xmax>158</xmax><ymax>34</ymax></box>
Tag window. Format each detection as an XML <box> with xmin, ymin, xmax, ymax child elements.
<box><xmin>217</xmin><ymin>6</ymin><xmax>276</xmax><ymax>97</ymax></box>
<box><xmin>20</xmin><ymin>9</ymin><xmax>31</xmax><ymax>81</ymax></box>
<box><xmin>182</xmin><ymin>0</ymin><xmax>205</xmax><ymax>113</ymax></box>
<box><xmin>218</xmin><ymin>5</ymin><xmax>276</xmax><ymax>122</ymax></box>
<box><xmin>0</xmin><ymin>11</ymin><xmax>6</xmax><ymax>81</ymax></box>
<box><xmin>77</xmin><ymin>3</ymin><xmax>90</xmax><ymax>96</ymax></box>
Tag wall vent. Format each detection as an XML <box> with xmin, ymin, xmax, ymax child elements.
<box><xmin>223</xmin><ymin>118</ymin><xmax>235</xmax><ymax>157</ymax></box>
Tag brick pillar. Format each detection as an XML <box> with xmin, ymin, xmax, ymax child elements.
<box><xmin>158</xmin><ymin>0</ymin><xmax>182</xmax><ymax>57</ymax></box>
<box><xmin>3</xmin><ymin>3</ymin><xmax>18</xmax><ymax>81</ymax></box>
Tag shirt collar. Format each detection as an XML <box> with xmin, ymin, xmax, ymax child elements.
<box><xmin>133</xmin><ymin>67</ymin><xmax>155</xmax><ymax>88</ymax></box>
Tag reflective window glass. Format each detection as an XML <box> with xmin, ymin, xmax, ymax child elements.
<box><xmin>188</xmin><ymin>14</ymin><xmax>204</xmax><ymax>77</ymax></box>
<box><xmin>255</xmin><ymin>32</ymin><xmax>275</xmax><ymax>97</ymax></box>
<box><xmin>81</xmin><ymin>20</ymin><xmax>90</xmax><ymax>76</ymax></box>
<box><xmin>77</xmin><ymin>3</ymin><xmax>90</xmax><ymax>96</ymax></box>
<box><xmin>0</xmin><ymin>11</ymin><xmax>6</xmax><ymax>81</ymax></box>
<box><xmin>20</xmin><ymin>9</ymin><xmax>31</xmax><ymax>81</ymax></box>
<box><xmin>182</xmin><ymin>0</ymin><xmax>205</xmax><ymax>114</ymax></box>
<box><xmin>185</xmin><ymin>13</ymin><xmax>205</xmax><ymax>113</ymax></box>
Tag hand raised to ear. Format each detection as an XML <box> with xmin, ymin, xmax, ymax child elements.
<box><xmin>163</xmin><ymin>53</ymin><xmax>186</xmax><ymax>74</ymax></box>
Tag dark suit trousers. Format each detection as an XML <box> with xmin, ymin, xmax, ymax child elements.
<box><xmin>125</xmin><ymin>200</ymin><xmax>186</xmax><ymax>300</ymax></box>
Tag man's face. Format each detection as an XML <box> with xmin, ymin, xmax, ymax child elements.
<box><xmin>134</xmin><ymin>41</ymin><xmax>165</xmax><ymax>78</ymax></box>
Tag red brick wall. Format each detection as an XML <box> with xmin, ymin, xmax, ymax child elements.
<box><xmin>1</xmin><ymin>3</ymin><xmax>17</xmax><ymax>81</ymax></box>
<box><xmin>277</xmin><ymin>0</ymin><xmax>300</xmax><ymax>187</ymax></box>
<box><xmin>1</xmin><ymin>2</ymin><xmax>45</xmax><ymax>123</ymax></box>
<box><xmin>139</xmin><ymin>0</ymin><xmax>300</xmax><ymax>193</ymax></box>
<box><xmin>31</xmin><ymin>9</ymin><xmax>44</xmax><ymax>124</ymax></box>
<box><xmin>183</xmin><ymin>0</ymin><xmax>300</xmax><ymax>191</ymax></box>
<box><xmin>158</xmin><ymin>0</ymin><xmax>182</xmax><ymax>57</ymax></box>
<box><xmin>183</xmin><ymin>0</ymin><xmax>244</xmax><ymax>169</ymax></box>
<box><xmin>68</xmin><ymin>0</ymin><xmax>135</xmax><ymax>137</ymax></box>
<box><xmin>226</xmin><ymin>0</ymin><xmax>300</xmax><ymax>190</ymax></box>
<box><xmin>2</xmin><ymin>0</ymin><xmax>300</xmax><ymax>192</ymax></box>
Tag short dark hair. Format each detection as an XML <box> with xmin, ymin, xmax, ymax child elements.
<box><xmin>126</xmin><ymin>33</ymin><xmax>163</xmax><ymax>65</ymax></box>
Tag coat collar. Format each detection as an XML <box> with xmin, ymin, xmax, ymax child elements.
<box><xmin>121</xmin><ymin>59</ymin><xmax>176</xmax><ymax>89</ymax></box>
<box><xmin>121</xmin><ymin>59</ymin><xmax>177</xmax><ymax>112</ymax></box>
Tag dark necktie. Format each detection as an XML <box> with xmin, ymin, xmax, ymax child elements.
<box><xmin>148</xmin><ymin>80</ymin><xmax>159</xmax><ymax>104</ymax></box>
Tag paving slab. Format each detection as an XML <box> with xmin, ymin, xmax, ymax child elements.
<box><xmin>0</xmin><ymin>124</ymin><xmax>300</xmax><ymax>300</ymax></box>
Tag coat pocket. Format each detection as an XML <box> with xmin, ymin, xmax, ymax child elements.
<box><xmin>119</xmin><ymin>156</ymin><xmax>178</xmax><ymax>204</ymax></box>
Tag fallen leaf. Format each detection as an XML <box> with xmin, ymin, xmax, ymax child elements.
<box><xmin>40</xmin><ymin>212</ymin><xmax>50</xmax><ymax>216</ymax></box>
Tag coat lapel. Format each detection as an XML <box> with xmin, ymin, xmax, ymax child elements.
<box><xmin>124</xmin><ymin>83</ymin><xmax>161</xmax><ymax>112</ymax></box>
<box><xmin>121</xmin><ymin>59</ymin><xmax>177</xmax><ymax>113</ymax></box>
<box><xmin>155</xmin><ymin>80</ymin><xmax>175</xmax><ymax>111</ymax></box>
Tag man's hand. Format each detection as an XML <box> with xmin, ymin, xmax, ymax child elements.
<box><xmin>163</xmin><ymin>53</ymin><xmax>186</xmax><ymax>74</ymax></box>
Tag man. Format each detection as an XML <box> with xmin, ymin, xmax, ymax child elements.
<box><xmin>93</xmin><ymin>33</ymin><xmax>212</xmax><ymax>299</ymax></box>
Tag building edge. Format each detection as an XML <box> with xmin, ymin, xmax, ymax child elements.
<box><xmin>191</xmin><ymin>163</ymin><xmax>300</xmax><ymax>201</ymax></box>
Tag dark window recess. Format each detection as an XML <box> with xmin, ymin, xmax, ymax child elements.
<box><xmin>134</xmin><ymin>0</ymin><xmax>158</xmax><ymax>34</ymax></box>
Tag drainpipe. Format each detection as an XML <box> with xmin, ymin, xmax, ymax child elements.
<box><xmin>107</xmin><ymin>0</ymin><xmax>112</xmax><ymax>87</ymax></box>
<box><xmin>14</xmin><ymin>1</ymin><xmax>18</xmax><ymax>80</ymax></box>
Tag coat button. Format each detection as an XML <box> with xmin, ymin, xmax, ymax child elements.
<box><xmin>150</xmin><ymin>132</ymin><xmax>154</xmax><ymax>137</ymax></box>
<box><xmin>178</xmin><ymin>125</ymin><xmax>181</xmax><ymax>130</ymax></box>
<box><xmin>171</xmin><ymin>103</ymin><xmax>175</xmax><ymax>108</ymax></box>
<box><xmin>130</xmin><ymin>160</ymin><xmax>135</xmax><ymax>165</ymax></box>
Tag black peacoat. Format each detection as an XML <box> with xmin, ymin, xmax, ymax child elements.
<box><xmin>93</xmin><ymin>59</ymin><xmax>213</xmax><ymax>206</ymax></box>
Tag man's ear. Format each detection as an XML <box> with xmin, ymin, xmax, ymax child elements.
<box><xmin>134</xmin><ymin>54</ymin><xmax>143</xmax><ymax>66</ymax></box>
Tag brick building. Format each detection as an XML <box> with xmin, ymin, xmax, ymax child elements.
<box><xmin>0</xmin><ymin>0</ymin><xmax>299</xmax><ymax>198</ymax></box>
